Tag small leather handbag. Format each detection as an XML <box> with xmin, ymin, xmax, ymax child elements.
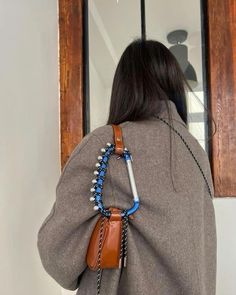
<box><xmin>86</xmin><ymin>206</ymin><xmax>123</xmax><ymax>270</ymax></box>
<box><xmin>86</xmin><ymin>124</ymin><xmax>140</xmax><ymax>294</ymax></box>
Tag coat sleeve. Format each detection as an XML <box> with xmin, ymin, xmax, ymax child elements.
<box><xmin>37</xmin><ymin>132</ymin><xmax>104</xmax><ymax>290</ymax></box>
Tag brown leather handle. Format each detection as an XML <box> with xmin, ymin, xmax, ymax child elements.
<box><xmin>108</xmin><ymin>207</ymin><xmax>122</xmax><ymax>221</ymax></box>
<box><xmin>112</xmin><ymin>124</ymin><xmax>124</xmax><ymax>155</ymax></box>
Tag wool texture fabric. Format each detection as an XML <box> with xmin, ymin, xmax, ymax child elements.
<box><xmin>37</xmin><ymin>100</ymin><xmax>217</xmax><ymax>295</ymax></box>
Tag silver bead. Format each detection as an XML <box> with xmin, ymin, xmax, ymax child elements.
<box><xmin>94</xmin><ymin>170</ymin><xmax>99</xmax><ymax>175</ymax></box>
<box><xmin>95</xmin><ymin>162</ymin><xmax>100</xmax><ymax>167</ymax></box>
<box><xmin>97</xmin><ymin>156</ymin><xmax>102</xmax><ymax>160</ymax></box>
<box><xmin>90</xmin><ymin>187</ymin><xmax>95</xmax><ymax>192</ymax></box>
<box><xmin>123</xmin><ymin>256</ymin><xmax>127</xmax><ymax>267</ymax></box>
<box><xmin>101</xmin><ymin>148</ymin><xmax>106</xmax><ymax>153</ymax></box>
<box><xmin>92</xmin><ymin>179</ymin><xmax>97</xmax><ymax>184</ymax></box>
<box><xmin>93</xmin><ymin>205</ymin><xmax>99</xmax><ymax>211</ymax></box>
<box><xmin>90</xmin><ymin>196</ymin><xmax>95</xmax><ymax>201</ymax></box>
<box><xmin>106</xmin><ymin>142</ymin><xmax>111</xmax><ymax>146</ymax></box>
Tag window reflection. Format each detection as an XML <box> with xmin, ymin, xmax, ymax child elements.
<box><xmin>145</xmin><ymin>0</ymin><xmax>207</xmax><ymax>150</ymax></box>
<box><xmin>88</xmin><ymin>0</ymin><xmax>208</xmax><ymax>151</ymax></box>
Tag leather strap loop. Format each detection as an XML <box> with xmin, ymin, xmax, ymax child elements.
<box><xmin>109</xmin><ymin>207</ymin><xmax>122</xmax><ymax>221</ymax></box>
<box><xmin>112</xmin><ymin>124</ymin><xmax>124</xmax><ymax>155</ymax></box>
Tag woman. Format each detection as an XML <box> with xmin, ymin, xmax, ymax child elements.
<box><xmin>37</xmin><ymin>39</ymin><xmax>217</xmax><ymax>295</ymax></box>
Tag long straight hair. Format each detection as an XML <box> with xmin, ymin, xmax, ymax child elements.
<box><xmin>106</xmin><ymin>38</ymin><xmax>216</xmax><ymax>191</ymax></box>
<box><xmin>107</xmin><ymin>38</ymin><xmax>188</xmax><ymax>125</ymax></box>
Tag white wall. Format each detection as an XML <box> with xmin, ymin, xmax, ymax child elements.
<box><xmin>0</xmin><ymin>1</ymin><xmax>61</xmax><ymax>294</ymax></box>
<box><xmin>214</xmin><ymin>199</ymin><xmax>236</xmax><ymax>295</ymax></box>
<box><xmin>89</xmin><ymin>59</ymin><xmax>109</xmax><ymax>130</ymax></box>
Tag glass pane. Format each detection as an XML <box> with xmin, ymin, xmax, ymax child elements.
<box><xmin>146</xmin><ymin>0</ymin><xmax>208</xmax><ymax>151</ymax></box>
<box><xmin>88</xmin><ymin>0</ymin><xmax>141</xmax><ymax>131</ymax></box>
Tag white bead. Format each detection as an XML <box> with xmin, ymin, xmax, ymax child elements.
<box><xmin>101</xmin><ymin>148</ymin><xmax>106</xmax><ymax>152</ymax></box>
<box><xmin>90</xmin><ymin>188</ymin><xmax>95</xmax><ymax>192</ymax></box>
<box><xmin>90</xmin><ymin>196</ymin><xmax>95</xmax><ymax>201</ymax></box>
<box><xmin>106</xmin><ymin>142</ymin><xmax>111</xmax><ymax>146</ymax></box>
<box><xmin>124</xmin><ymin>147</ymin><xmax>128</xmax><ymax>151</ymax></box>
<box><xmin>97</xmin><ymin>156</ymin><xmax>102</xmax><ymax>160</ymax></box>
<box><xmin>94</xmin><ymin>170</ymin><xmax>99</xmax><ymax>175</ymax></box>
<box><xmin>92</xmin><ymin>179</ymin><xmax>97</xmax><ymax>184</ymax></box>
<box><xmin>95</xmin><ymin>163</ymin><xmax>100</xmax><ymax>167</ymax></box>
<box><xmin>93</xmin><ymin>205</ymin><xmax>99</xmax><ymax>211</ymax></box>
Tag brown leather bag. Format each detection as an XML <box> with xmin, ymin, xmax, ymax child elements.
<box><xmin>86</xmin><ymin>207</ymin><xmax>123</xmax><ymax>270</ymax></box>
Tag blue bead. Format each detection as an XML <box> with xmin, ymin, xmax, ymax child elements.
<box><xmin>101</xmin><ymin>163</ymin><xmax>107</xmax><ymax>169</ymax></box>
<box><xmin>95</xmin><ymin>187</ymin><xmax>102</xmax><ymax>193</ymax></box>
<box><xmin>97</xmin><ymin>202</ymin><xmax>104</xmax><ymax>210</ymax></box>
<box><xmin>97</xmin><ymin>178</ymin><xmax>103</xmax><ymax>185</ymax></box>
<box><xmin>95</xmin><ymin>195</ymin><xmax>102</xmax><ymax>201</ymax></box>
<box><xmin>103</xmin><ymin>156</ymin><xmax>108</xmax><ymax>163</ymax></box>
<box><xmin>99</xmin><ymin>171</ymin><xmax>105</xmax><ymax>177</ymax></box>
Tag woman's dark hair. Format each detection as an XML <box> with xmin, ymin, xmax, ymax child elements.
<box><xmin>107</xmin><ymin>38</ymin><xmax>216</xmax><ymax>128</ymax></box>
<box><xmin>107</xmin><ymin>38</ymin><xmax>189</xmax><ymax>125</ymax></box>
<box><xmin>106</xmin><ymin>38</ymin><xmax>216</xmax><ymax>191</ymax></box>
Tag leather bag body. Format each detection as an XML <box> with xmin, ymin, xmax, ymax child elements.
<box><xmin>86</xmin><ymin>207</ymin><xmax>123</xmax><ymax>270</ymax></box>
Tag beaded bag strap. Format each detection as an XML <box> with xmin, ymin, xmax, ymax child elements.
<box><xmin>90</xmin><ymin>124</ymin><xmax>140</xmax><ymax>218</ymax></box>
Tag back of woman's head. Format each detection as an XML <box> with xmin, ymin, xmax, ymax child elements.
<box><xmin>107</xmin><ymin>38</ymin><xmax>189</xmax><ymax>125</ymax></box>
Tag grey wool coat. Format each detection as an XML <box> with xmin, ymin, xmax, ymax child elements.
<box><xmin>37</xmin><ymin>100</ymin><xmax>217</xmax><ymax>295</ymax></box>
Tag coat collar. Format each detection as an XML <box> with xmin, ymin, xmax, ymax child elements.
<box><xmin>152</xmin><ymin>100</ymin><xmax>187</xmax><ymax>128</ymax></box>
<box><xmin>120</xmin><ymin>100</ymin><xmax>187</xmax><ymax>128</ymax></box>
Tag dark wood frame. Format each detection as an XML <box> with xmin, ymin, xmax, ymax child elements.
<box><xmin>59</xmin><ymin>0</ymin><xmax>85</xmax><ymax>168</ymax></box>
<box><xmin>207</xmin><ymin>0</ymin><xmax>236</xmax><ymax>197</ymax></box>
<box><xmin>58</xmin><ymin>0</ymin><xmax>236</xmax><ymax>197</ymax></box>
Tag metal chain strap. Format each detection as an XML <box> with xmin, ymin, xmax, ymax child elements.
<box><xmin>155</xmin><ymin>116</ymin><xmax>213</xmax><ymax>199</ymax></box>
<box><xmin>96</xmin><ymin>216</ymin><xmax>106</xmax><ymax>295</ymax></box>
<box><xmin>119</xmin><ymin>217</ymin><xmax>125</xmax><ymax>267</ymax></box>
<box><xmin>119</xmin><ymin>215</ymin><xmax>129</xmax><ymax>268</ymax></box>
<box><xmin>96</xmin><ymin>214</ymin><xmax>129</xmax><ymax>295</ymax></box>
<box><xmin>122</xmin><ymin>216</ymin><xmax>129</xmax><ymax>267</ymax></box>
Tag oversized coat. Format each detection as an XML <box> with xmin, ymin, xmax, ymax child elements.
<box><xmin>37</xmin><ymin>100</ymin><xmax>217</xmax><ymax>295</ymax></box>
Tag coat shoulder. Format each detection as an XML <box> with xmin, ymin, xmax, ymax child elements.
<box><xmin>90</xmin><ymin>124</ymin><xmax>113</xmax><ymax>139</ymax></box>
<box><xmin>63</xmin><ymin>124</ymin><xmax>117</xmax><ymax>169</ymax></box>
<box><xmin>70</xmin><ymin>125</ymin><xmax>112</xmax><ymax>156</ymax></box>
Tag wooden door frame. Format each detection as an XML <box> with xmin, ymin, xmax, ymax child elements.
<box><xmin>207</xmin><ymin>0</ymin><xmax>236</xmax><ymax>197</ymax></box>
<box><xmin>58</xmin><ymin>0</ymin><xmax>236</xmax><ymax>197</ymax></box>
<box><xmin>59</xmin><ymin>0</ymin><xmax>89</xmax><ymax>168</ymax></box>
